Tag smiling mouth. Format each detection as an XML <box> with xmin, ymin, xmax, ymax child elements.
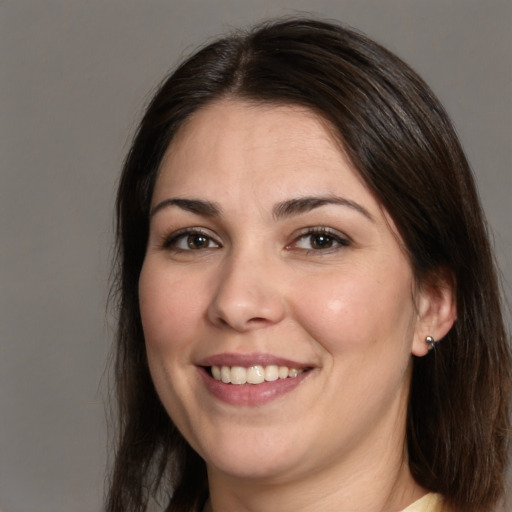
<box><xmin>208</xmin><ymin>365</ymin><xmax>306</xmax><ymax>385</ymax></box>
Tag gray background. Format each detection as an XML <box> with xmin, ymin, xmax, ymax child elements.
<box><xmin>1</xmin><ymin>1</ymin><xmax>510</xmax><ymax>511</ymax></box>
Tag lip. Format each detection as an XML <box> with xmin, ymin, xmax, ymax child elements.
<box><xmin>196</xmin><ymin>352</ymin><xmax>314</xmax><ymax>406</ymax></box>
<box><xmin>197</xmin><ymin>352</ymin><xmax>311</xmax><ymax>369</ymax></box>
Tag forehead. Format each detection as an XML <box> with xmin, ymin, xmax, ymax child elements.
<box><xmin>168</xmin><ymin>99</ymin><xmax>344</xmax><ymax>154</ymax></box>
<box><xmin>154</xmin><ymin>100</ymin><xmax>369</xmax><ymax>202</ymax></box>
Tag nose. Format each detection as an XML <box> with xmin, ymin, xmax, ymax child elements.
<box><xmin>207</xmin><ymin>251</ymin><xmax>286</xmax><ymax>332</ymax></box>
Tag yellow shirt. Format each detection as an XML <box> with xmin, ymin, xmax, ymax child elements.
<box><xmin>401</xmin><ymin>493</ymin><xmax>447</xmax><ymax>512</ymax></box>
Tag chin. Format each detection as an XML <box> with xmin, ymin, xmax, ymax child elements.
<box><xmin>199</xmin><ymin>428</ymin><xmax>304</xmax><ymax>481</ymax></box>
<box><xmin>207</xmin><ymin>453</ymin><xmax>298</xmax><ymax>482</ymax></box>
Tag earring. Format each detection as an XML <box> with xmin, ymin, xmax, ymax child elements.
<box><xmin>425</xmin><ymin>335</ymin><xmax>438</xmax><ymax>350</ymax></box>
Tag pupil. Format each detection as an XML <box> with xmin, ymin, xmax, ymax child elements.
<box><xmin>188</xmin><ymin>234</ymin><xmax>208</xmax><ymax>249</ymax></box>
<box><xmin>311</xmin><ymin>234</ymin><xmax>332</xmax><ymax>249</ymax></box>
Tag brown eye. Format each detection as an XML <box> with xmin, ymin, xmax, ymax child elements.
<box><xmin>291</xmin><ymin>228</ymin><xmax>350</xmax><ymax>252</ymax></box>
<box><xmin>164</xmin><ymin>229</ymin><xmax>220</xmax><ymax>251</ymax></box>
<box><xmin>309</xmin><ymin>233</ymin><xmax>335</xmax><ymax>249</ymax></box>
<box><xmin>187</xmin><ymin>234</ymin><xmax>210</xmax><ymax>249</ymax></box>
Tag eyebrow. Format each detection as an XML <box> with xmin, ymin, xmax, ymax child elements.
<box><xmin>273</xmin><ymin>196</ymin><xmax>375</xmax><ymax>222</ymax></box>
<box><xmin>150</xmin><ymin>198</ymin><xmax>221</xmax><ymax>217</ymax></box>
<box><xmin>150</xmin><ymin>195</ymin><xmax>374</xmax><ymax>222</ymax></box>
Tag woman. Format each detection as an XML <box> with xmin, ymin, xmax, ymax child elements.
<box><xmin>107</xmin><ymin>18</ymin><xmax>511</xmax><ymax>512</ymax></box>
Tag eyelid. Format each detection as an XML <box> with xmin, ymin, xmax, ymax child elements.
<box><xmin>161</xmin><ymin>227</ymin><xmax>222</xmax><ymax>250</ymax></box>
<box><xmin>286</xmin><ymin>226</ymin><xmax>352</xmax><ymax>251</ymax></box>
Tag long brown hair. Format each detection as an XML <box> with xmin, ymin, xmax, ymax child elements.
<box><xmin>107</xmin><ymin>18</ymin><xmax>511</xmax><ymax>512</ymax></box>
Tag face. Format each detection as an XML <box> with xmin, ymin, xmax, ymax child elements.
<box><xmin>139</xmin><ymin>100</ymin><xmax>427</xmax><ymax>485</ymax></box>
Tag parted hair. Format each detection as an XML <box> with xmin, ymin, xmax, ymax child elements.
<box><xmin>107</xmin><ymin>18</ymin><xmax>511</xmax><ymax>512</ymax></box>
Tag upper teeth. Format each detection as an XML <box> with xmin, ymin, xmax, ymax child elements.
<box><xmin>211</xmin><ymin>365</ymin><xmax>303</xmax><ymax>385</ymax></box>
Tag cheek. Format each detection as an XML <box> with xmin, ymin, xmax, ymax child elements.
<box><xmin>291</xmin><ymin>265</ymin><xmax>416</xmax><ymax>355</ymax></box>
<box><xmin>138</xmin><ymin>262</ymin><xmax>205</xmax><ymax>358</ymax></box>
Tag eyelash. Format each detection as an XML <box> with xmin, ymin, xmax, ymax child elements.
<box><xmin>161</xmin><ymin>226</ymin><xmax>351</xmax><ymax>254</ymax></box>
<box><xmin>288</xmin><ymin>227</ymin><xmax>351</xmax><ymax>253</ymax></box>
<box><xmin>162</xmin><ymin>228</ymin><xmax>221</xmax><ymax>252</ymax></box>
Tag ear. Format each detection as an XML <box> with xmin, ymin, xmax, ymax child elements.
<box><xmin>411</xmin><ymin>270</ymin><xmax>457</xmax><ymax>357</ymax></box>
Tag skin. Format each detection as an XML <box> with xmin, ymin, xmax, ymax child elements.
<box><xmin>139</xmin><ymin>100</ymin><xmax>456</xmax><ymax>512</ymax></box>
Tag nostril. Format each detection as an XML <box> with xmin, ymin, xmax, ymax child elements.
<box><xmin>247</xmin><ymin>317</ymin><xmax>268</xmax><ymax>324</ymax></box>
<box><xmin>212</xmin><ymin>313</ymin><xmax>275</xmax><ymax>331</ymax></box>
